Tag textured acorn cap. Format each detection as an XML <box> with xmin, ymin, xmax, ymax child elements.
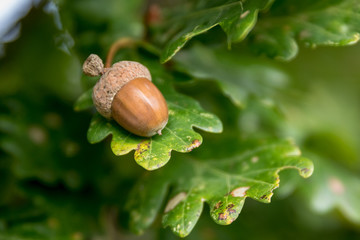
<box><xmin>92</xmin><ymin>61</ymin><xmax>152</xmax><ymax>119</ymax></box>
<box><xmin>83</xmin><ymin>54</ymin><xmax>104</xmax><ymax>77</ymax></box>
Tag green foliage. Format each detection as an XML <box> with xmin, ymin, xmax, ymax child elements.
<box><xmin>74</xmin><ymin>88</ymin><xmax>93</xmax><ymax>111</ymax></box>
<box><xmin>126</xmin><ymin>139</ymin><xmax>313</xmax><ymax>237</ymax></box>
<box><xmin>76</xmin><ymin>63</ymin><xmax>222</xmax><ymax>170</ymax></box>
<box><xmin>87</xmin><ymin>104</ymin><xmax>221</xmax><ymax>170</ymax></box>
<box><xmin>174</xmin><ymin>44</ymin><xmax>288</xmax><ymax>107</ymax></box>
<box><xmin>160</xmin><ymin>0</ymin><xmax>273</xmax><ymax>62</ymax></box>
<box><xmin>159</xmin><ymin>0</ymin><xmax>360</xmax><ymax>62</ymax></box>
<box><xmin>251</xmin><ymin>0</ymin><xmax>360</xmax><ymax>60</ymax></box>
<box><xmin>300</xmin><ymin>153</ymin><xmax>360</xmax><ymax>224</ymax></box>
<box><xmin>277</xmin><ymin>45</ymin><xmax>360</xmax><ymax>224</ymax></box>
<box><xmin>0</xmin><ymin>0</ymin><xmax>360</xmax><ymax>239</ymax></box>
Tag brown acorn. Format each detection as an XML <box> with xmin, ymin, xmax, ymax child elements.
<box><xmin>83</xmin><ymin>54</ymin><xmax>168</xmax><ymax>137</ymax></box>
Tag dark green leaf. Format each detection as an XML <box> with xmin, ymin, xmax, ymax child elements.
<box><xmin>73</xmin><ymin>88</ymin><xmax>93</xmax><ymax>111</ymax></box>
<box><xmin>69</xmin><ymin>0</ymin><xmax>145</xmax><ymax>45</ymax></box>
<box><xmin>251</xmin><ymin>0</ymin><xmax>360</xmax><ymax>60</ymax></box>
<box><xmin>174</xmin><ymin>44</ymin><xmax>288</xmax><ymax>107</ymax></box>
<box><xmin>160</xmin><ymin>0</ymin><xmax>273</xmax><ymax>62</ymax></box>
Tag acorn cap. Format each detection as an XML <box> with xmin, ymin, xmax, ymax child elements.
<box><xmin>82</xmin><ymin>54</ymin><xmax>104</xmax><ymax>77</ymax></box>
<box><xmin>92</xmin><ymin>61</ymin><xmax>152</xmax><ymax>119</ymax></box>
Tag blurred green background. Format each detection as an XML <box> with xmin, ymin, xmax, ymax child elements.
<box><xmin>0</xmin><ymin>0</ymin><xmax>359</xmax><ymax>239</ymax></box>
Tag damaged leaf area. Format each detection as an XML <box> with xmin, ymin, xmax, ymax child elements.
<box><xmin>251</xmin><ymin>0</ymin><xmax>360</xmax><ymax>60</ymax></box>
<box><xmin>125</xmin><ymin>139</ymin><xmax>314</xmax><ymax>237</ymax></box>
<box><xmin>160</xmin><ymin>0</ymin><xmax>273</xmax><ymax>62</ymax></box>
<box><xmin>79</xmin><ymin>78</ymin><xmax>222</xmax><ymax>170</ymax></box>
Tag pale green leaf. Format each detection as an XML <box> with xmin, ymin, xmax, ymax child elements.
<box><xmin>300</xmin><ymin>153</ymin><xmax>360</xmax><ymax>224</ymax></box>
<box><xmin>126</xmin><ymin>139</ymin><xmax>314</xmax><ymax>237</ymax></box>
<box><xmin>76</xmin><ymin>57</ymin><xmax>223</xmax><ymax>171</ymax></box>
<box><xmin>86</xmin><ymin>84</ymin><xmax>222</xmax><ymax>171</ymax></box>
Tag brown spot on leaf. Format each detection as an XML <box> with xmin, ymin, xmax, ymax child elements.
<box><xmin>328</xmin><ymin>177</ymin><xmax>345</xmax><ymax>195</ymax></box>
<box><xmin>186</xmin><ymin>139</ymin><xmax>201</xmax><ymax>152</ymax></box>
<box><xmin>135</xmin><ymin>140</ymin><xmax>151</xmax><ymax>155</ymax></box>
<box><xmin>136</xmin><ymin>141</ymin><xmax>141</xmax><ymax>151</ymax></box>
<box><xmin>214</xmin><ymin>201</ymin><xmax>223</xmax><ymax>210</ymax></box>
<box><xmin>216</xmin><ymin>204</ymin><xmax>238</xmax><ymax>223</ymax></box>
<box><xmin>301</xmin><ymin>168</ymin><xmax>310</xmax><ymax>174</ymax></box>
<box><xmin>227</xmin><ymin>208</ymin><xmax>236</xmax><ymax>214</ymax></box>
<box><xmin>218</xmin><ymin>213</ymin><xmax>227</xmax><ymax>221</ymax></box>
<box><xmin>260</xmin><ymin>195</ymin><xmax>267</xmax><ymax>200</ymax></box>
<box><xmin>227</xmin><ymin>204</ymin><xmax>234</xmax><ymax>209</ymax></box>
<box><xmin>226</xmin><ymin>204</ymin><xmax>236</xmax><ymax>214</ymax></box>
<box><xmin>251</xmin><ymin>156</ymin><xmax>259</xmax><ymax>163</ymax></box>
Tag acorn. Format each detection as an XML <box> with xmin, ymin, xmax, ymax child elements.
<box><xmin>83</xmin><ymin>54</ymin><xmax>168</xmax><ymax>137</ymax></box>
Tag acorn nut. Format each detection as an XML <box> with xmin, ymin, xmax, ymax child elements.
<box><xmin>83</xmin><ymin>54</ymin><xmax>169</xmax><ymax>137</ymax></box>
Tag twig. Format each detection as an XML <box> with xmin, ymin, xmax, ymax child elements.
<box><xmin>105</xmin><ymin>38</ymin><xmax>137</xmax><ymax>68</ymax></box>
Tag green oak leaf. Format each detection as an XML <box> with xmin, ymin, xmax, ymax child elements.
<box><xmin>126</xmin><ymin>139</ymin><xmax>314</xmax><ymax>237</ymax></box>
<box><xmin>84</xmin><ymin>80</ymin><xmax>222</xmax><ymax>170</ymax></box>
<box><xmin>160</xmin><ymin>0</ymin><xmax>273</xmax><ymax>63</ymax></box>
<box><xmin>251</xmin><ymin>0</ymin><xmax>360</xmax><ymax>60</ymax></box>
<box><xmin>75</xmin><ymin>56</ymin><xmax>223</xmax><ymax>171</ymax></box>
<box><xmin>299</xmin><ymin>153</ymin><xmax>360</xmax><ymax>224</ymax></box>
<box><xmin>174</xmin><ymin>44</ymin><xmax>288</xmax><ymax>108</ymax></box>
